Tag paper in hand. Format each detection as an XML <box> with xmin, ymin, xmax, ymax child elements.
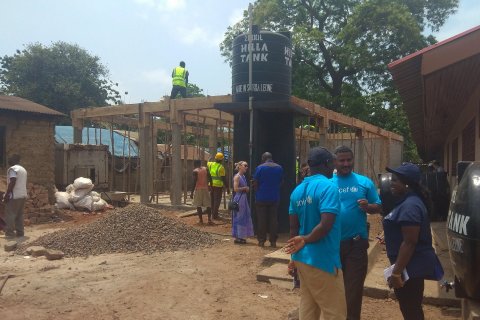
<box><xmin>384</xmin><ymin>264</ymin><xmax>409</xmax><ymax>283</ymax></box>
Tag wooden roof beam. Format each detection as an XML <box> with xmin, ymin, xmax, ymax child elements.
<box><xmin>291</xmin><ymin>96</ymin><xmax>403</xmax><ymax>141</ymax></box>
<box><xmin>71</xmin><ymin>103</ymin><xmax>141</xmax><ymax>119</ymax></box>
<box><xmin>171</xmin><ymin>95</ymin><xmax>232</xmax><ymax>111</ymax></box>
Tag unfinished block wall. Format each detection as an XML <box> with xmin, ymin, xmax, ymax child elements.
<box><xmin>0</xmin><ymin>114</ymin><xmax>56</xmax><ymax>207</ymax></box>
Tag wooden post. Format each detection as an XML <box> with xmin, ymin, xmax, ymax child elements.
<box><xmin>139</xmin><ymin>104</ymin><xmax>154</xmax><ymax>204</ymax></box>
<box><xmin>318</xmin><ymin>116</ymin><xmax>328</xmax><ymax>147</ymax></box>
<box><xmin>356</xmin><ymin>129</ymin><xmax>366</xmax><ymax>175</ymax></box>
<box><xmin>72</xmin><ymin>118</ymin><xmax>83</xmax><ymax>144</ymax></box>
<box><xmin>208</xmin><ymin>124</ymin><xmax>217</xmax><ymax>159</ymax></box>
<box><xmin>170</xmin><ymin>100</ymin><xmax>182</xmax><ymax>206</ymax></box>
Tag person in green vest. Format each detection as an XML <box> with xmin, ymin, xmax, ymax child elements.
<box><xmin>170</xmin><ymin>61</ymin><xmax>189</xmax><ymax>99</ymax></box>
<box><xmin>207</xmin><ymin>152</ymin><xmax>230</xmax><ymax>220</ymax></box>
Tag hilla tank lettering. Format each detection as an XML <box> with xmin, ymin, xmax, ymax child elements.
<box><xmin>447</xmin><ymin>162</ymin><xmax>480</xmax><ymax>300</ymax></box>
<box><xmin>231</xmin><ymin>28</ymin><xmax>292</xmax><ymax>102</ymax></box>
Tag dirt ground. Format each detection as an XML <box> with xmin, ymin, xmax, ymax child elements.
<box><xmin>0</xmin><ymin>207</ymin><xmax>461</xmax><ymax>320</ymax></box>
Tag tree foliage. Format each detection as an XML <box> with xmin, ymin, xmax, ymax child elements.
<box><xmin>220</xmin><ymin>0</ymin><xmax>458</xmax><ymax>161</ymax></box>
<box><xmin>187</xmin><ymin>83</ymin><xmax>205</xmax><ymax>98</ymax></box>
<box><xmin>0</xmin><ymin>41</ymin><xmax>120</xmax><ymax>118</ymax></box>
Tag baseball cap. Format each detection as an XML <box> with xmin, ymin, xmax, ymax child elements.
<box><xmin>386</xmin><ymin>162</ymin><xmax>421</xmax><ymax>184</ymax></box>
<box><xmin>308</xmin><ymin>147</ymin><xmax>335</xmax><ymax>167</ymax></box>
<box><xmin>215</xmin><ymin>152</ymin><xmax>224</xmax><ymax>160</ymax></box>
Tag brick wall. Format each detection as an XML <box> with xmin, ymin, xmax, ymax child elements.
<box><xmin>0</xmin><ymin>113</ymin><xmax>56</xmax><ymax>203</ymax></box>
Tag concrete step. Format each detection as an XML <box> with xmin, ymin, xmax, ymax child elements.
<box><xmin>258</xmin><ymin>237</ymin><xmax>382</xmax><ymax>290</ymax></box>
<box><xmin>263</xmin><ymin>248</ymin><xmax>290</xmax><ymax>264</ymax></box>
<box><xmin>256</xmin><ymin>263</ymin><xmax>293</xmax><ymax>290</ymax></box>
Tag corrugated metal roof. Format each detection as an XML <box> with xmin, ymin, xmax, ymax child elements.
<box><xmin>0</xmin><ymin>95</ymin><xmax>66</xmax><ymax>116</ymax></box>
<box><xmin>55</xmin><ymin>126</ymin><xmax>139</xmax><ymax>157</ymax></box>
<box><xmin>388</xmin><ymin>26</ymin><xmax>480</xmax><ymax>160</ymax></box>
<box><xmin>388</xmin><ymin>25</ymin><xmax>480</xmax><ymax>69</ymax></box>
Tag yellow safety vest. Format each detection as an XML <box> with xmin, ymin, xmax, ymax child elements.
<box><xmin>207</xmin><ymin>161</ymin><xmax>225</xmax><ymax>187</ymax></box>
<box><xmin>172</xmin><ymin>66</ymin><xmax>187</xmax><ymax>87</ymax></box>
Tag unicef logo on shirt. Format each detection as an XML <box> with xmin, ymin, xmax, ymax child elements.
<box><xmin>306</xmin><ymin>196</ymin><xmax>313</xmax><ymax>204</ymax></box>
<box><xmin>338</xmin><ymin>186</ymin><xmax>359</xmax><ymax>193</ymax></box>
<box><xmin>296</xmin><ymin>195</ymin><xmax>313</xmax><ymax>207</ymax></box>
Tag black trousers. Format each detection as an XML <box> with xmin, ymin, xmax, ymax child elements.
<box><xmin>394</xmin><ymin>277</ymin><xmax>425</xmax><ymax>320</ymax></box>
<box><xmin>170</xmin><ymin>85</ymin><xmax>186</xmax><ymax>99</ymax></box>
<box><xmin>210</xmin><ymin>187</ymin><xmax>223</xmax><ymax>219</ymax></box>
<box><xmin>255</xmin><ymin>202</ymin><xmax>278</xmax><ymax>243</ymax></box>
<box><xmin>340</xmin><ymin>238</ymin><xmax>369</xmax><ymax>320</ymax></box>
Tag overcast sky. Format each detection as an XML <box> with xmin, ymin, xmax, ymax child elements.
<box><xmin>1</xmin><ymin>0</ymin><xmax>479</xmax><ymax>104</ymax></box>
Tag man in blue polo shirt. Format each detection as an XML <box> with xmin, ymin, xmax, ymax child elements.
<box><xmin>285</xmin><ymin>147</ymin><xmax>346</xmax><ymax>320</ymax></box>
<box><xmin>331</xmin><ymin>145</ymin><xmax>382</xmax><ymax>320</ymax></box>
<box><xmin>253</xmin><ymin>152</ymin><xmax>283</xmax><ymax>248</ymax></box>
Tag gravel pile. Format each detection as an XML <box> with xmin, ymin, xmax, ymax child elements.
<box><xmin>21</xmin><ymin>204</ymin><xmax>217</xmax><ymax>257</ymax></box>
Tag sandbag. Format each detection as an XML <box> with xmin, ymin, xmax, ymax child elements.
<box><xmin>70</xmin><ymin>188</ymin><xmax>92</xmax><ymax>203</ymax></box>
<box><xmin>55</xmin><ymin>191</ymin><xmax>74</xmax><ymax>210</ymax></box>
<box><xmin>89</xmin><ymin>191</ymin><xmax>101</xmax><ymax>203</ymax></box>
<box><xmin>73</xmin><ymin>177</ymin><xmax>94</xmax><ymax>190</ymax></box>
<box><xmin>65</xmin><ymin>184</ymin><xmax>75</xmax><ymax>193</ymax></box>
<box><xmin>92</xmin><ymin>198</ymin><xmax>108</xmax><ymax>211</ymax></box>
<box><xmin>74</xmin><ymin>195</ymin><xmax>93</xmax><ymax>212</ymax></box>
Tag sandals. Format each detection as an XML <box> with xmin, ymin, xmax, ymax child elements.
<box><xmin>234</xmin><ymin>238</ymin><xmax>247</xmax><ymax>244</ymax></box>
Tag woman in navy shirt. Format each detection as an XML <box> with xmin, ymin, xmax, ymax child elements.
<box><xmin>383</xmin><ymin>163</ymin><xmax>443</xmax><ymax>320</ymax></box>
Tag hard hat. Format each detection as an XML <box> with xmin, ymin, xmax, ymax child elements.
<box><xmin>215</xmin><ymin>152</ymin><xmax>224</xmax><ymax>160</ymax></box>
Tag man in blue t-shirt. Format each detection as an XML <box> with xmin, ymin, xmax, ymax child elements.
<box><xmin>285</xmin><ymin>147</ymin><xmax>346</xmax><ymax>320</ymax></box>
<box><xmin>331</xmin><ymin>145</ymin><xmax>382</xmax><ymax>320</ymax></box>
<box><xmin>252</xmin><ymin>152</ymin><xmax>283</xmax><ymax>247</ymax></box>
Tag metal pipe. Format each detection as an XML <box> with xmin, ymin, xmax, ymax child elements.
<box><xmin>248</xmin><ymin>3</ymin><xmax>254</xmax><ymax>204</ymax></box>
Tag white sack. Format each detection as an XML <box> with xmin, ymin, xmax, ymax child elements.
<box><xmin>55</xmin><ymin>191</ymin><xmax>74</xmax><ymax>210</ymax></box>
<box><xmin>74</xmin><ymin>195</ymin><xmax>93</xmax><ymax>212</ymax></box>
<box><xmin>92</xmin><ymin>198</ymin><xmax>108</xmax><ymax>211</ymax></box>
<box><xmin>73</xmin><ymin>177</ymin><xmax>94</xmax><ymax>190</ymax></box>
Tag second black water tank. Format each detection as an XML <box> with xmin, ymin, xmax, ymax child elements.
<box><xmin>447</xmin><ymin>162</ymin><xmax>480</xmax><ymax>300</ymax></box>
<box><xmin>232</xmin><ymin>29</ymin><xmax>292</xmax><ymax>102</ymax></box>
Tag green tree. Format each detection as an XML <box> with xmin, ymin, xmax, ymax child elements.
<box><xmin>220</xmin><ymin>0</ymin><xmax>458</xmax><ymax>161</ymax></box>
<box><xmin>187</xmin><ymin>83</ymin><xmax>205</xmax><ymax>98</ymax></box>
<box><xmin>0</xmin><ymin>41</ymin><xmax>120</xmax><ymax>118</ymax></box>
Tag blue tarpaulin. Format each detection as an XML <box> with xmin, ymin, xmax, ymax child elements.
<box><xmin>55</xmin><ymin>126</ymin><xmax>139</xmax><ymax>157</ymax></box>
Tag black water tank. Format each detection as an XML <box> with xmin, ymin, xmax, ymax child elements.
<box><xmin>421</xmin><ymin>172</ymin><xmax>450</xmax><ymax>221</ymax></box>
<box><xmin>378</xmin><ymin>173</ymin><xmax>400</xmax><ymax>216</ymax></box>
<box><xmin>447</xmin><ymin>161</ymin><xmax>480</xmax><ymax>300</ymax></box>
<box><xmin>232</xmin><ymin>28</ymin><xmax>292</xmax><ymax>102</ymax></box>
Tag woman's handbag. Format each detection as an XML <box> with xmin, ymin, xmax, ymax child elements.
<box><xmin>228</xmin><ymin>198</ymin><xmax>239</xmax><ymax>211</ymax></box>
<box><xmin>228</xmin><ymin>192</ymin><xmax>245</xmax><ymax>211</ymax></box>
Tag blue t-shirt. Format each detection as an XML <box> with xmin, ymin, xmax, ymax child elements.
<box><xmin>289</xmin><ymin>174</ymin><xmax>342</xmax><ymax>274</ymax></box>
<box><xmin>331</xmin><ymin>172</ymin><xmax>381</xmax><ymax>240</ymax></box>
<box><xmin>383</xmin><ymin>193</ymin><xmax>442</xmax><ymax>279</ymax></box>
<box><xmin>253</xmin><ymin>161</ymin><xmax>283</xmax><ymax>202</ymax></box>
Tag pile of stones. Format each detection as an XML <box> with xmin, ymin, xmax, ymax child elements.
<box><xmin>20</xmin><ymin>204</ymin><xmax>217</xmax><ymax>257</ymax></box>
